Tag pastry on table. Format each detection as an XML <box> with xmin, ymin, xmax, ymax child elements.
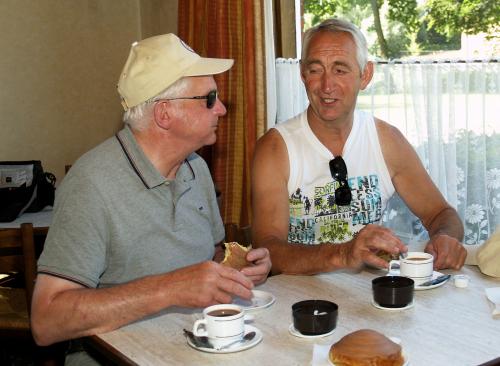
<box><xmin>329</xmin><ymin>329</ymin><xmax>404</xmax><ymax>366</ymax></box>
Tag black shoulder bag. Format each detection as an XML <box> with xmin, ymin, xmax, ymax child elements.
<box><xmin>0</xmin><ymin>160</ymin><xmax>56</xmax><ymax>222</ymax></box>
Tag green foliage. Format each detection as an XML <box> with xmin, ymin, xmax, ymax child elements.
<box><xmin>303</xmin><ymin>0</ymin><xmax>370</xmax><ymax>28</ymax></box>
<box><xmin>417</xmin><ymin>21</ymin><xmax>461</xmax><ymax>51</ymax></box>
<box><xmin>387</xmin><ymin>0</ymin><xmax>419</xmax><ymax>33</ymax></box>
<box><xmin>303</xmin><ymin>0</ymin><xmax>499</xmax><ymax>59</ymax></box>
<box><xmin>425</xmin><ymin>0</ymin><xmax>500</xmax><ymax>38</ymax></box>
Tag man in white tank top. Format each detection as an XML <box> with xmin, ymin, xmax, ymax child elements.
<box><xmin>252</xmin><ymin>18</ymin><xmax>466</xmax><ymax>275</ymax></box>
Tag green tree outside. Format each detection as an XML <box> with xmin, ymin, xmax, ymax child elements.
<box><xmin>303</xmin><ymin>0</ymin><xmax>500</xmax><ymax>59</ymax></box>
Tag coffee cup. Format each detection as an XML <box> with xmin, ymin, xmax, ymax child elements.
<box><xmin>389</xmin><ymin>252</ymin><xmax>434</xmax><ymax>286</ymax></box>
<box><xmin>372</xmin><ymin>276</ymin><xmax>414</xmax><ymax>308</ymax></box>
<box><xmin>193</xmin><ymin>304</ymin><xmax>247</xmax><ymax>348</ymax></box>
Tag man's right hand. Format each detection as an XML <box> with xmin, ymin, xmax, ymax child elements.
<box><xmin>165</xmin><ymin>261</ymin><xmax>254</xmax><ymax>308</ymax></box>
<box><xmin>341</xmin><ymin>224</ymin><xmax>407</xmax><ymax>269</ymax></box>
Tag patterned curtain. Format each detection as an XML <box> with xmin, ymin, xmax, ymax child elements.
<box><xmin>178</xmin><ymin>1</ymin><xmax>266</xmax><ymax>226</ymax></box>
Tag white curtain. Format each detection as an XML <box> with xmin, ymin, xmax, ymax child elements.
<box><xmin>264</xmin><ymin>0</ymin><xmax>277</xmax><ymax>129</ymax></box>
<box><xmin>274</xmin><ymin>58</ymin><xmax>500</xmax><ymax>248</ymax></box>
<box><xmin>275</xmin><ymin>58</ymin><xmax>309</xmax><ymax>123</ymax></box>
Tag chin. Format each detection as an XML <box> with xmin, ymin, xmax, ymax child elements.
<box><xmin>204</xmin><ymin>135</ymin><xmax>217</xmax><ymax>146</ymax></box>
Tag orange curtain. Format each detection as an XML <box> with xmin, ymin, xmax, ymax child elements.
<box><xmin>178</xmin><ymin>1</ymin><xmax>266</xmax><ymax>227</ymax></box>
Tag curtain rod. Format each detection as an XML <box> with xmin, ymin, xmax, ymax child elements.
<box><xmin>374</xmin><ymin>59</ymin><xmax>499</xmax><ymax>64</ymax></box>
<box><xmin>276</xmin><ymin>58</ymin><xmax>499</xmax><ymax>64</ymax></box>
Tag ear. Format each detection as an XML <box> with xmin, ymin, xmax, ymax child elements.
<box><xmin>360</xmin><ymin>61</ymin><xmax>374</xmax><ymax>90</ymax></box>
<box><xmin>300</xmin><ymin>61</ymin><xmax>307</xmax><ymax>84</ymax></box>
<box><xmin>153</xmin><ymin>100</ymin><xmax>174</xmax><ymax>130</ymax></box>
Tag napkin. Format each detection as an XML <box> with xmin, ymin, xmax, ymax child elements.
<box><xmin>311</xmin><ymin>344</ymin><xmax>332</xmax><ymax>366</ymax></box>
<box><xmin>485</xmin><ymin>287</ymin><xmax>500</xmax><ymax>316</ymax></box>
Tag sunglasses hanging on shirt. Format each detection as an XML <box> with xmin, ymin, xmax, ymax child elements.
<box><xmin>329</xmin><ymin>156</ymin><xmax>352</xmax><ymax>206</ymax></box>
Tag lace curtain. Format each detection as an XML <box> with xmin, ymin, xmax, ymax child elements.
<box><xmin>274</xmin><ymin>58</ymin><xmax>500</xmax><ymax>251</ymax></box>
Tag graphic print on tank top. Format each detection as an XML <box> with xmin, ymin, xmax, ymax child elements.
<box><xmin>288</xmin><ymin>174</ymin><xmax>382</xmax><ymax>244</ymax></box>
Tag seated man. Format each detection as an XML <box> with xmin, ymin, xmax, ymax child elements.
<box><xmin>31</xmin><ymin>34</ymin><xmax>271</xmax><ymax>362</ymax></box>
<box><xmin>252</xmin><ymin>18</ymin><xmax>465</xmax><ymax>275</ymax></box>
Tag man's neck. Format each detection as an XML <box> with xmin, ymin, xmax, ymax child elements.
<box><xmin>306</xmin><ymin>108</ymin><xmax>355</xmax><ymax>156</ymax></box>
<box><xmin>132</xmin><ymin>128</ymin><xmax>189</xmax><ymax>179</ymax></box>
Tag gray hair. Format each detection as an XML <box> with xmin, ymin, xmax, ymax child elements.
<box><xmin>123</xmin><ymin>77</ymin><xmax>190</xmax><ymax>131</ymax></box>
<box><xmin>301</xmin><ymin>18</ymin><xmax>369</xmax><ymax>73</ymax></box>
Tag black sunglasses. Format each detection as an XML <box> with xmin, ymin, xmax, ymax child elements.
<box><xmin>162</xmin><ymin>90</ymin><xmax>218</xmax><ymax>109</ymax></box>
<box><xmin>329</xmin><ymin>156</ymin><xmax>352</xmax><ymax>206</ymax></box>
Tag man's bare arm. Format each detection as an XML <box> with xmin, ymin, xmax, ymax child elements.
<box><xmin>31</xmin><ymin>261</ymin><xmax>253</xmax><ymax>346</ymax></box>
<box><xmin>377</xmin><ymin>119</ymin><xmax>466</xmax><ymax>269</ymax></box>
<box><xmin>251</xmin><ymin>130</ymin><xmax>337</xmax><ymax>274</ymax></box>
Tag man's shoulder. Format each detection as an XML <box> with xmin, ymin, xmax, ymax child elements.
<box><xmin>72</xmin><ymin>135</ymin><xmax>121</xmax><ymax>174</ymax></box>
<box><xmin>372</xmin><ymin>116</ymin><xmax>404</xmax><ymax>143</ymax></box>
<box><xmin>274</xmin><ymin>111</ymin><xmax>306</xmax><ymax>132</ymax></box>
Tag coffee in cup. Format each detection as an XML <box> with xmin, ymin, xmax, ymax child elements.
<box><xmin>389</xmin><ymin>251</ymin><xmax>434</xmax><ymax>286</ymax></box>
<box><xmin>193</xmin><ymin>304</ymin><xmax>246</xmax><ymax>348</ymax></box>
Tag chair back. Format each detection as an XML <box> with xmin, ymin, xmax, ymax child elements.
<box><xmin>224</xmin><ymin>223</ymin><xmax>252</xmax><ymax>247</ymax></box>
<box><xmin>0</xmin><ymin>223</ymin><xmax>36</xmax><ymax>313</ymax></box>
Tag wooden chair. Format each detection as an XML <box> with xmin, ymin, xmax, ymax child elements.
<box><xmin>224</xmin><ymin>223</ymin><xmax>252</xmax><ymax>246</ymax></box>
<box><xmin>0</xmin><ymin>223</ymin><xmax>66</xmax><ymax>365</ymax></box>
<box><xmin>0</xmin><ymin>223</ymin><xmax>36</xmax><ymax>337</ymax></box>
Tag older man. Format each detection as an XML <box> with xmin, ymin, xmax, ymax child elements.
<box><xmin>252</xmin><ymin>18</ymin><xmax>465</xmax><ymax>275</ymax></box>
<box><xmin>31</xmin><ymin>34</ymin><xmax>271</xmax><ymax>362</ymax></box>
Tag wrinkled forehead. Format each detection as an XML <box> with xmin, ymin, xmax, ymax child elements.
<box><xmin>304</xmin><ymin>30</ymin><xmax>356</xmax><ymax>60</ymax></box>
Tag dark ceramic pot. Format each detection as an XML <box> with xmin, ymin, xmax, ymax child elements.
<box><xmin>292</xmin><ymin>299</ymin><xmax>338</xmax><ymax>335</ymax></box>
<box><xmin>372</xmin><ymin>276</ymin><xmax>414</xmax><ymax>308</ymax></box>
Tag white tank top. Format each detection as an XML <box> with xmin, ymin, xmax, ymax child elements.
<box><xmin>274</xmin><ymin>110</ymin><xmax>395</xmax><ymax>244</ymax></box>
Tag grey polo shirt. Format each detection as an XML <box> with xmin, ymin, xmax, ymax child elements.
<box><xmin>38</xmin><ymin>125</ymin><xmax>224</xmax><ymax>288</ymax></box>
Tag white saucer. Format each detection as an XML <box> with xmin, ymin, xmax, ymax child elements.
<box><xmin>232</xmin><ymin>290</ymin><xmax>276</xmax><ymax>312</ymax></box>
<box><xmin>328</xmin><ymin>336</ymin><xmax>409</xmax><ymax>365</ymax></box>
<box><xmin>371</xmin><ymin>299</ymin><xmax>415</xmax><ymax>311</ymax></box>
<box><xmin>415</xmin><ymin>271</ymin><xmax>449</xmax><ymax>290</ymax></box>
<box><xmin>387</xmin><ymin>270</ymin><xmax>449</xmax><ymax>291</ymax></box>
<box><xmin>288</xmin><ymin>323</ymin><xmax>336</xmax><ymax>338</ymax></box>
<box><xmin>186</xmin><ymin>324</ymin><xmax>262</xmax><ymax>354</ymax></box>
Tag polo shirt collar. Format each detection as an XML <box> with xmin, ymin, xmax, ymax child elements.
<box><xmin>116</xmin><ymin>125</ymin><xmax>196</xmax><ymax>190</ymax></box>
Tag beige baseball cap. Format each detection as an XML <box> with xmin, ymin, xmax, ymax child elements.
<box><xmin>117</xmin><ymin>34</ymin><xmax>234</xmax><ymax>111</ymax></box>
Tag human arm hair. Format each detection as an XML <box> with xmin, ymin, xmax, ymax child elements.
<box><xmin>31</xmin><ymin>261</ymin><xmax>253</xmax><ymax>346</ymax></box>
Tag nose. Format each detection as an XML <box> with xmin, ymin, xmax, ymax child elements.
<box><xmin>213</xmin><ymin>97</ymin><xmax>227</xmax><ymax>116</ymax></box>
<box><xmin>321</xmin><ymin>71</ymin><xmax>335</xmax><ymax>93</ymax></box>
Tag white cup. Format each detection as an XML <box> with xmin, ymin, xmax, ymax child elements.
<box><xmin>193</xmin><ymin>304</ymin><xmax>246</xmax><ymax>348</ymax></box>
<box><xmin>389</xmin><ymin>252</ymin><xmax>434</xmax><ymax>286</ymax></box>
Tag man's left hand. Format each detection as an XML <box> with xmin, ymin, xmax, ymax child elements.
<box><xmin>425</xmin><ymin>234</ymin><xmax>467</xmax><ymax>270</ymax></box>
<box><xmin>241</xmin><ymin>248</ymin><xmax>272</xmax><ymax>285</ymax></box>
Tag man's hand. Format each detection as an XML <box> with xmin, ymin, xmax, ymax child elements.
<box><xmin>343</xmin><ymin>224</ymin><xmax>407</xmax><ymax>269</ymax></box>
<box><xmin>241</xmin><ymin>248</ymin><xmax>272</xmax><ymax>285</ymax></box>
<box><xmin>167</xmin><ymin>261</ymin><xmax>254</xmax><ymax>308</ymax></box>
<box><xmin>425</xmin><ymin>234</ymin><xmax>466</xmax><ymax>270</ymax></box>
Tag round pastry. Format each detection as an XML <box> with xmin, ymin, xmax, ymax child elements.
<box><xmin>329</xmin><ymin>329</ymin><xmax>404</xmax><ymax>366</ymax></box>
<box><xmin>221</xmin><ymin>242</ymin><xmax>252</xmax><ymax>270</ymax></box>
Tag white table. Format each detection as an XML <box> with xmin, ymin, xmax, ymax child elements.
<box><xmin>88</xmin><ymin>265</ymin><xmax>500</xmax><ymax>366</ymax></box>
<box><xmin>0</xmin><ymin>207</ymin><xmax>52</xmax><ymax>233</ymax></box>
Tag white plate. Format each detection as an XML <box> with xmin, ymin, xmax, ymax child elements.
<box><xmin>232</xmin><ymin>290</ymin><xmax>276</xmax><ymax>312</ymax></box>
<box><xmin>371</xmin><ymin>299</ymin><xmax>415</xmax><ymax>311</ymax></box>
<box><xmin>328</xmin><ymin>337</ymin><xmax>409</xmax><ymax>365</ymax></box>
<box><xmin>288</xmin><ymin>323</ymin><xmax>336</xmax><ymax>338</ymax></box>
<box><xmin>186</xmin><ymin>324</ymin><xmax>262</xmax><ymax>354</ymax></box>
<box><xmin>387</xmin><ymin>270</ymin><xmax>449</xmax><ymax>291</ymax></box>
